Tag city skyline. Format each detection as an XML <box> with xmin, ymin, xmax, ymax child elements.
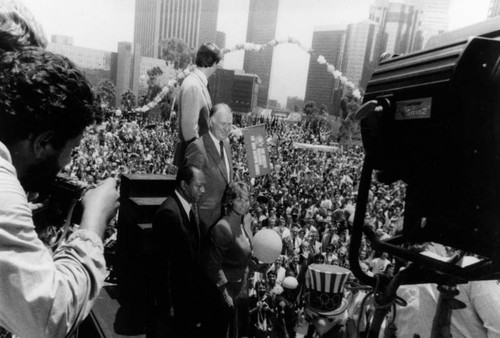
<box><xmin>24</xmin><ymin>0</ymin><xmax>490</xmax><ymax>107</ymax></box>
<box><xmin>134</xmin><ymin>0</ymin><xmax>219</xmax><ymax>58</ymax></box>
<box><xmin>243</xmin><ymin>0</ymin><xmax>280</xmax><ymax>108</ymax></box>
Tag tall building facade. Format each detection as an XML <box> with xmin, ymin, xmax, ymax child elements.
<box><xmin>47</xmin><ymin>38</ymin><xmax>116</xmax><ymax>87</ymax></box>
<box><xmin>286</xmin><ymin>96</ymin><xmax>304</xmax><ymax>112</ymax></box>
<box><xmin>215</xmin><ymin>31</ymin><xmax>226</xmax><ymax>49</ymax></box>
<box><xmin>413</xmin><ymin>0</ymin><xmax>452</xmax><ymax>49</ymax></box>
<box><xmin>488</xmin><ymin>0</ymin><xmax>500</xmax><ymax>18</ymax></box>
<box><xmin>198</xmin><ymin>0</ymin><xmax>219</xmax><ymax>46</ymax></box>
<box><xmin>134</xmin><ymin>0</ymin><xmax>219</xmax><ymax>58</ymax></box>
<box><xmin>207</xmin><ymin>69</ymin><xmax>259</xmax><ymax>113</ymax></box>
<box><xmin>243</xmin><ymin>0</ymin><xmax>280</xmax><ymax>108</ymax></box>
<box><xmin>304</xmin><ymin>26</ymin><xmax>346</xmax><ymax>116</ymax></box>
<box><xmin>208</xmin><ymin>68</ymin><xmax>234</xmax><ymax>106</ymax></box>
<box><xmin>232</xmin><ymin>72</ymin><xmax>260</xmax><ymax>113</ymax></box>
<box><xmin>47</xmin><ymin>36</ymin><xmax>175</xmax><ymax>106</ymax></box>
<box><xmin>342</xmin><ymin>20</ymin><xmax>380</xmax><ymax>90</ymax></box>
<box><xmin>369</xmin><ymin>0</ymin><xmax>423</xmax><ymax>55</ymax></box>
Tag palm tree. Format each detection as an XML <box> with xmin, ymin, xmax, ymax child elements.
<box><xmin>95</xmin><ymin>80</ymin><xmax>116</xmax><ymax>108</ymax></box>
<box><xmin>120</xmin><ymin>90</ymin><xmax>136</xmax><ymax>112</ymax></box>
<box><xmin>338</xmin><ymin>88</ymin><xmax>363</xmax><ymax>144</ymax></box>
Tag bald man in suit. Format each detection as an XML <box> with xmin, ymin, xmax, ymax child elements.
<box><xmin>184</xmin><ymin>103</ymin><xmax>234</xmax><ymax>236</ymax></box>
<box><xmin>152</xmin><ymin>165</ymin><xmax>207</xmax><ymax>337</ymax></box>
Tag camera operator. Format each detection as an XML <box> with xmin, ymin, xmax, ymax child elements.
<box><xmin>0</xmin><ymin>31</ymin><xmax>119</xmax><ymax>338</ymax></box>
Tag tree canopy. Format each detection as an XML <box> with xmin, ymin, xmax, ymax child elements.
<box><xmin>94</xmin><ymin>79</ymin><xmax>116</xmax><ymax>108</ymax></box>
<box><xmin>160</xmin><ymin>38</ymin><xmax>196</xmax><ymax>70</ymax></box>
<box><xmin>338</xmin><ymin>87</ymin><xmax>363</xmax><ymax>144</ymax></box>
<box><xmin>120</xmin><ymin>90</ymin><xmax>136</xmax><ymax>112</ymax></box>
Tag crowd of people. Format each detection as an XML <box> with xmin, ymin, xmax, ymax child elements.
<box><xmin>2</xmin><ymin>1</ymin><xmax>500</xmax><ymax>338</ymax></box>
<box><xmin>60</xmin><ymin>108</ymin><xmax>406</xmax><ymax>337</ymax></box>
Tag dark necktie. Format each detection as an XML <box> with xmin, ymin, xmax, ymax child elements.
<box><xmin>190</xmin><ymin>203</ymin><xmax>200</xmax><ymax>255</ymax></box>
<box><xmin>190</xmin><ymin>203</ymin><xmax>199</xmax><ymax>227</ymax></box>
<box><xmin>325</xmin><ymin>234</ymin><xmax>332</xmax><ymax>247</ymax></box>
<box><xmin>219</xmin><ymin>140</ymin><xmax>225</xmax><ymax>164</ymax></box>
<box><xmin>310</xmin><ymin>242</ymin><xmax>316</xmax><ymax>255</ymax></box>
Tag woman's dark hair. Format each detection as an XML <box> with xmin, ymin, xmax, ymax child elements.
<box><xmin>0</xmin><ymin>47</ymin><xmax>95</xmax><ymax>147</ymax></box>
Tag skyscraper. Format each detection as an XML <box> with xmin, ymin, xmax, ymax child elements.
<box><xmin>369</xmin><ymin>0</ymin><xmax>423</xmax><ymax>55</ymax></box>
<box><xmin>215</xmin><ymin>31</ymin><xmax>226</xmax><ymax>49</ymax></box>
<box><xmin>304</xmin><ymin>26</ymin><xmax>346</xmax><ymax>116</ymax></box>
<box><xmin>134</xmin><ymin>0</ymin><xmax>219</xmax><ymax>58</ymax></box>
<box><xmin>48</xmin><ymin>36</ymin><xmax>175</xmax><ymax>106</ymax></box>
<box><xmin>488</xmin><ymin>0</ymin><xmax>500</xmax><ymax>18</ymax></box>
<box><xmin>413</xmin><ymin>0</ymin><xmax>452</xmax><ymax>49</ymax></box>
<box><xmin>243</xmin><ymin>0</ymin><xmax>280</xmax><ymax>108</ymax></box>
<box><xmin>342</xmin><ymin>20</ymin><xmax>380</xmax><ymax>90</ymax></box>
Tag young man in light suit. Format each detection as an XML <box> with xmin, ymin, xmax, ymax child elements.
<box><xmin>173</xmin><ymin>42</ymin><xmax>222</xmax><ymax>166</ymax></box>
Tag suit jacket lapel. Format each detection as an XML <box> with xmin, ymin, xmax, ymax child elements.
<box><xmin>173</xmin><ymin>193</ymin><xmax>189</xmax><ymax>224</ymax></box>
<box><xmin>203</xmin><ymin>134</ymin><xmax>230</xmax><ymax>183</ymax></box>
<box><xmin>173</xmin><ymin>193</ymin><xmax>200</xmax><ymax>255</ymax></box>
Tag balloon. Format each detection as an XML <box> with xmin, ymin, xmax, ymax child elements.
<box><xmin>282</xmin><ymin>276</ymin><xmax>299</xmax><ymax>290</ymax></box>
<box><xmin>253</xmin><ymin>229</ymin><xmax>282</xmax><ymax>263</ymax></box>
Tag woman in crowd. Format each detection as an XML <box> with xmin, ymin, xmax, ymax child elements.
<box><xmin>204</xmin><ymin>181</ymin><xmax>260</xmax><ymax>337</ymax></box>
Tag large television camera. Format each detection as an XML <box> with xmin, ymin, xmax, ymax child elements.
<box><xmin>32</xmin><ymin>174</ymin><xmax>89</xmax><ymax>247</ymax></box>
<box><xmin>349</xmin><ymin>28</ymin><xmax>500</xmax><ymax>286</ymax></box>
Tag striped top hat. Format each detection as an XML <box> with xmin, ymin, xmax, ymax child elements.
<box><xmin>305</xmin><ymin>264</ymin><xmax>352</xmax><ymax>316</ymax></box>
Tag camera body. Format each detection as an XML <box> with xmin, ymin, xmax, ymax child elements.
<box><xmin>32</xmin><ymin>174</ymin><xmax>88</xmax><ymax>244</ymax></box>
<box><xmin>361</xmin><ymin>36</ymin><xmax>500</xmax><ymax>261</ymax></box>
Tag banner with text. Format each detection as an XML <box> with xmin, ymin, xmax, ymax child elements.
<box><xmin>243</xmin><ymin>124</ymin><xmax>271</xmax><ymax>178</ymax></box>
<box><xmin>292</xmin><ymin>142</ymin><xmax>339</xmax><ymax>153</ymax></box>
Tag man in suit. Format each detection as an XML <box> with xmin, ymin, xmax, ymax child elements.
<box><xmin>173</xmin><ymin>42</ymin><xmax>222</xmax><ymax>166</ymax></box>
<box><xmin>184</xmin><ymin>103</ymin><xmax>233</xmax><ymax>236</ymax></box>
<box><xmin>152</xmin><ymin>165</ymin><xmax>207</xmax><ymax>337</ymax></box>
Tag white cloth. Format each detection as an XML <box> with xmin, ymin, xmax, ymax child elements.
<box><xmin>394</xmin><ymin>256</ymin><xmax>500</xmax><ymax>337</ymax></box>
<box><xmin>370</xmin><ymin>257</ymin><xmax>390</xmax><ymax>274</ymax></box>
<box><xmin>320</xmin><ymin>199</ymin><xmax>333</xmax><ymax>210</ymax></box>
<box><xmin>0</xmin><ymin>141</ymin><xmax>106</xmax><ymax>338</ymax></box>
<box><xmin>273</xmin><ymin>226</ymin><xmax>290</xmax><ymax>239</ymax></box>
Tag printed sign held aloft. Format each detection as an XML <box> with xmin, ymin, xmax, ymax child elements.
<box><xmin>242</xmin><ymin>124</ymin><xmax>271</xmax><ymax>178</ymax></box>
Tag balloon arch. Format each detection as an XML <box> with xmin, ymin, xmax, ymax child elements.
<box><xmin>134</xmin><ymin>37</ymin><xmax>361</xmax><ymax>113</ymax></box>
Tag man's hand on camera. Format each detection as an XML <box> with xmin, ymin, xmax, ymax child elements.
<box><xmin>80</xmin><ymin>178</ymin><xmax>120</xmax><ymax>239</ymax></box>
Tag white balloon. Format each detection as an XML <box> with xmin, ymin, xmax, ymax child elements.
<box><xmin>253</xmin><ymin>229</ymin><xmax>282</xmax><ymax>264</ymax></box>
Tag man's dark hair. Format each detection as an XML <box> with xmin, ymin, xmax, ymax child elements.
<box><xmin>0</xmin><ymin>47</ymin><xmax>95</xmax><ymax>148</ymax></box>
<box><xmin>176</xmin><ymin>165</ymin><xmax>196</xmax><ymax>186</ymax></box>
<box><xmin>195</xmin><ymin>42</ymin><xmax>221</xmax><ymax>68</ymax></box>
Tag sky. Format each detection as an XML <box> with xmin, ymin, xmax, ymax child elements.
<box><xmin>23</xmin><ymin>0</ymin><xmax>491</xmax><ymax>106</ymax></box>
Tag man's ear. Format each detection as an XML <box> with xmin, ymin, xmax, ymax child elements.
<box><xmin>179</xmin><ymin>180</ymin><xmax>188</xmax><ymax>194</ymax></box>
<box><xmin>32</xmin><ymin>131</ymin><xmax>55</xmax><ymax>159</ymax></box>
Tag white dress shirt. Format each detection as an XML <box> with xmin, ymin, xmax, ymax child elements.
<box><xmin>0</xmin><ymin>141</ymin><xmax>106</xmax><ymax>338</ymax></box>
<box><xmin>209</xmin><ymin>131</ymin><xmax>230</xmax><ymax>181</ymax></box>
